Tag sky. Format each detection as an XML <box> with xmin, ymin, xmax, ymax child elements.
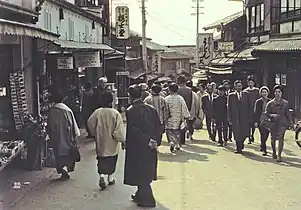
<box><xmin>112</xmin><ymin>0</ymin><xmax>243</xmax><ymax>45</ymax></box>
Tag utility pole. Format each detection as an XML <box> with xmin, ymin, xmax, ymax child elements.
<box><xmin>191</xmin><ymin>0</ymin><xmax>204</xmax><ymax>73</ymax></box>
<box><xmin>141</xmin><ymin>0</ymin><xmax>148</xmax><ymax>84</ymax></box>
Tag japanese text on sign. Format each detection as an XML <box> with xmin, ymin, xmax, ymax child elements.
<box><xmin>115</xmin><ymin>6</ymin><xmax>130</xmax><ymax>39</ymax></box>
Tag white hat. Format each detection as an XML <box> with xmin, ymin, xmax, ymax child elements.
<box><xmin>98</xmin><ymin>77</ymin><xmax>108</xmax><ymax>83</ymax></box>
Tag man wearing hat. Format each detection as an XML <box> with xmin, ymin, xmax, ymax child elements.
<box><xmin>212</xmin><ymin>85</ymin><xmax>228</xmax><ymax>146</ymax></box>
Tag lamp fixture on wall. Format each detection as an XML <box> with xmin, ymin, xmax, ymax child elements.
<box><xmin>59</xmin><ymin>8</ymin><xmax>64</xmax><ymax>20</ymax></box>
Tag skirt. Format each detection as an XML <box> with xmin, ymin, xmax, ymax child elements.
<box><xmin>166</xmin><ymin>129</ymin><xmax>181</xmax><ymax>145</ymax></box>
<box><xmin>97</xmin><ymin>155</ymin><xmax>118</xmax><ymax>175</ymax></box>
<box><xmin>270</xmin><ymin>125</ymin><xmax>287</xmax><ymax>141</ymax></box>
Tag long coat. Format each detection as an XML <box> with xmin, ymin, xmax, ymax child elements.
<box><xmin>202</xmin><ymin>93</ymin><xmax>218</xmax><ymax>118</ymax></box>
<box><xmin>227</xmin><ymin>91</ymin><xmax>251</xmax><ymax>142</ymax></box>
<box><xmin>124</xmin><ymin>100</ymin><xmax>162</xmax><ymax>186</ymax></box>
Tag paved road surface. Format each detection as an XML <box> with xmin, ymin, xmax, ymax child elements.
<box><xmin>11</xmin><ymin>130</ymin><xmax>301</xmax><ymax>210</ymax></box>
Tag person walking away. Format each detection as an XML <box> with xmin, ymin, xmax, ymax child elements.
<box><xmin>124</xmin><ymin>85</ymin><xmax>163</xmax><ymax>208</ymax></box>
<box><xmin>82</xmin><ymin>82</ymin><xmax>94</xmax><ymax>138</ymax></box>
<box><xmin>213</xmin><ymin>85</ymin><xmax>228</xmax><ymax>146</ymax></box>
<box><xmin>265</xmin><ymin>85</ymin><xmax>293</xmax><ymax>162</ymax></box>
<box><xmin>165</xmin><ymin>83</ymin><xmax>190</xmax><ymax>152</ymax></box>
<box><xmin>196</xmin><ymin>83</ymin><xmax>206</xmax><ymax>129</ymax></box>
<box><xmin>244</xmin><ymin>75</ymin><xmax>260</xmax><ymax>144</ymax></box>
<box><xmin>177</xmin><ymin>75</ymin><xmax>192</xmax><ymax>145</ymax></box>
<box><xmin>228</xmin><ymin>80</ymin><xmax>251</xmax><ymax>154</ymax></box>
<box><xmin>223</xmin><ymin>80</ymin><xmax>234</xmax><ymax>142</ymax></box>
<box><xmin>202</xmin><ymin>84</ymin><xmax>218</xmax><ymax>141</ymax></box>
<box><xmin>139</xmin><ymin>83</ymin><xmax>150</xmax><ymax>101</ymax></box>
<box><xmin>254</xmin><ymin>86</ymin><xmax>271</xmax><ymax>156</ymax></box>
<box><xmin>87</xmin><ymin>91</ymin><xmax>125</xmax><ymax>190</ymax></box>
<box><xmin>144</xmin><ymin>84</ymin><xmax>168</xmax><ymax>140</ymax></box>
<box><xmin>47</xmin><ymin>89</ymin><xmax>80</xmax><ymax>180</ymax></box>
<box><xmin>93</xmin><ymin>77</ymin><xmax>108</xmax><ymax>111</ymax></box>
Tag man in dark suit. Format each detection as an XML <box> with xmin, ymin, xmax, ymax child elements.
<box><xmin>228</xmin><ymin>80</ymin><xmax>252</xmax><ymax>154</ymax></box>
<box><xmin>213</xmin><ymin>85</ymin><xmax>228</xmax><ymax>146</ymax></box>
<box><xmin>223</xmin><ymin>79</ymin><xmax>233</xmax><ymax>142</ymax></box>
<box><xmin>202</xmin><ymin>84</ymin><xmax>218</xmax><ymax>141</ymax></box>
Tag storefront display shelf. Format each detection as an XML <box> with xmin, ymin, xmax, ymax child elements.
<box><xmin>0</xmin><ymin>141</ymin><xmax>25</xmax><ymax>172</ymax></box>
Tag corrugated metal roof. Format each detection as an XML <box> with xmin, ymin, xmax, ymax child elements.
<box><xmin>144</xmin><ymin>40</ymin><xmax>168</xmax><ymax>51</ymax></box>
<box><xmin>254</xmin><ymin>37</ymin><xmax>301</xmax><ymax>52</ymax></box>
<box><xmin>203</xmin><ymin>11</ymin><xmax>244</xmax><ymax>30</ymax></box>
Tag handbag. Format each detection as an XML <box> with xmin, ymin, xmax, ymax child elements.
<box><xmin>260</xmin><ymin>115</ymin><xmax>273</xmax><ymax>129</ymax></box>
<box><xmin>69</xmin><ymin>145</ymin><xmax>81</xmax><ymax>162</ymax></box>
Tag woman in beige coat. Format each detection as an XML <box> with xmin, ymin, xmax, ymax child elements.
<box><xmin>88</xmin><ymin>92</ymin><xmax>125</xmax><ymax>190</ymax></box>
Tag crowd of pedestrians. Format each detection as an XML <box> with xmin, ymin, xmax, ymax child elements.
<box><xmin>45</xmin><ymin>74</ymin><xmax>294</xmax><ymax>208</ymax></box>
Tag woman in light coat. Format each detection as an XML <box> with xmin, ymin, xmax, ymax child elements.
<box><xmin>88</xmin><ymin>91</ymin><xmax>125</xmax><ymax>190</ymax></box>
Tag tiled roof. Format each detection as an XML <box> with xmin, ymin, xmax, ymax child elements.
<box><xmin>226</xmin><ymin>47</ymin><xmax>256</xmax><ymax>58</ymax></box>
<box><xmin>145</xmin><ymin>40</ymin><xmax>168</xmax><ymax>51</ymax></box>
<box><xmin>254</xmin><ymin>37</ymin><xmax>301</xmax><ymax>52</ymax></box>
<box><xmin>166</xmin><ymin>45</ymin><xmax>197</xmax><ymax>62</ymax></box>
<box><xmin>203</xmin><ymin>11</ymin><xmax>244</xmax><ymax>30</ymax></box>
<box><xmin>160</xmin><ymin>51</ymin><xmax>192</xmax><ymax>59</ymax></box>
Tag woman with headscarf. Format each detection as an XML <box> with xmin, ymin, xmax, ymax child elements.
<box><xmin>88</xmin><ymin>91</ymin><xmax>125</xmax><ymax>190</ymax></box>
<box><xmin>254</xmin><ymin>86</ymin><xmax>271</xmax><ymax>156</ymax></box>
<box><xmin>47</xmin><ymin>89</ymin><xmax>81</xmax><ymax>180</ymax></box>
<box><xmin>265</xmin><ymin>85</ymin><xmax>294</xmax><ymax>162</ymax></box>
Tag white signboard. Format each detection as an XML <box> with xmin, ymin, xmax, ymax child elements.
<box><xmin>74</xmin><ymin>51</ymin><xmax>101</xmax><ymax>68</ymax></box>
<box><xmin>116</xmin><ymin>71</ymin><xmax>130</xmax><ymax>76</ymax></box>
<box><xmin>197</xmin><ymin>33</ymin><xmax>214</xmax><ymax>65</ymax></box>
<box><xmin>115</xmin><ymin>6</ymin><xmax>130</xmax><ymax>39</ymax></box>
<box><xmin>218</xmin><ymin>41</ymin><xmax>234</xmax><ymax>51</ymax></box>
<box><xmin>57</xmin><ymin>57</ymin><xmax>73</xmax><ymax>69</ymax></box>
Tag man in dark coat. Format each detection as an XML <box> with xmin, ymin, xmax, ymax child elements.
<box><xmin>228</xmin><ymin>80</ymin><xmax>252</xmax><ymax>154</ymax></box>
<box><xmin>82</xmin><ymin>82</ymin><xmax>94</xmax><ymax>138</ymax></box>
<box><xmin>124</xmin><ymin>85</ymin><xmax>162</xmax><ymax>208</ymax></box>
<box><xmin>223</xmin><ymin>79</ymin><xmax>234</xmax><ymax>142</ymax></box>
<box><xmin>212</xmin><ymin>85</ymin><xmax>228</xmax><ymax>146</ymax></box>
<box><xmin>202</xmin><ymin>83</ymin><xmax>218</xmax><ymax>141</ymax></box>
<box><xmin>92</xmin><ymin>77</ymin><xmax>108</xmax><ymax>111</ymax></box>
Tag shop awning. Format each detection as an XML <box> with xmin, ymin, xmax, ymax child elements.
<box><xmin>253</xmin><ymin>37</ymin><xmax>301</xmax><ymax>52</ymax></box>
<box><xmin>208</xmin><ymin>66</ymin><xmax>232</xmax><ymax>75</ymax></box>
<box><xmin>0</xmin><ymin>18</ymin><xmax>59</xmax><ymax>41</ymax></box>
<box><xmin>128</xmin><ymin>69</ymin><xmax>146</xmax><ymax>79</ymax></box>
<box><xmin>54</xmin><ymin>39</ymin><xmax>115</xmax><ymax>51</ymax></box>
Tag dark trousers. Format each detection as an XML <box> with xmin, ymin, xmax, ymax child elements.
<box><xmin>228</xmin><ymin>124</ymin><xmax>233</xmax><ymax>140</ymax></box>
<box><xmin>249</xmin><ymin>125</ymin><xmax>256</xmax><ymax>142</ymax></box>
<box><xmin>180</xmin><ymin>129</ymin><xmax>186</xmax><ymax>145</ymax></box>
<box><xmin>259</xmin><ymin>126</ymin><xmax>269</xmax><ymax>152</ymax></box>
<box><xmin>216</xmin><ymin>120</ymin><xmax>228</xmax><ymax>144</ymax></box>
<box><xmin>187</xmin><ymin>118</ymin><xmax>196</xmax><ymax>137</ymax></box>
<box><xmin>206</xmin><ymin>116</ymin><xmax>216</xmax><ymax>140</ymax></box>
<box><xmin>136</xmin><ymin>184</ymin><xmax>156</xmax><ymax>205</ymax></box>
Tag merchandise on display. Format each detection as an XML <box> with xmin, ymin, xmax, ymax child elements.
<box><xmin>0</xmin><ymin>140</ymin><xmax>25</xmax><ymax>171</ymax></box>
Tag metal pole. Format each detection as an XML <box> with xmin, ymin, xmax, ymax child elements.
<box><xmin>141</xmin><ymin>0</ymin><xmax>148</xmax><ymax>84</ymax></box>
<box><xmin>195</xmin><ymin>0</ymin><xmax>200</xmax><ymax>72</ymax></box>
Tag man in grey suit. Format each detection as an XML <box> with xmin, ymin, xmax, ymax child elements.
<box><xmin>228</xmin><ymin>80</ymin><xmax>252</xmax><ymax>154</ymax></box>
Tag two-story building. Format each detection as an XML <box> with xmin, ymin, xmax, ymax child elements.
<box><xmin>252</xmin><ymin>0</ymin><xmax>301</xmax><ymax>120</ymax></box>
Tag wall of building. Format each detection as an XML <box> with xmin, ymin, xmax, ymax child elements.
<box><xmin>161</xmin><ymin>59</ymin><xmax>190</xmax><ymax>77</ymax></box>
<box><xmin>3</xmin><ymin>0</ymin><xmax>36</xmax><ymax>11</ymax></box>
<box><xmin>37</xmin><ymin>0</ymin><xmax>103</xmax><ymax>43</ymax></box>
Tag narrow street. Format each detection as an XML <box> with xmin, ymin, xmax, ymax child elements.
<box><xmin>10</xmin><ymin>129</ymin><xmax>301</xmax><ymax>210</ymax></box>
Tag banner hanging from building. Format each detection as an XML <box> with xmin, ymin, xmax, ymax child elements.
<box><xmin>197</xmin><ymin>33</ymin><xmax>214</xmax><ymax>65</ymax></box>
<box><xmin>115</xmin><ymin>6</ymin><xmax>130</xmax><ymax>39</ymax></box>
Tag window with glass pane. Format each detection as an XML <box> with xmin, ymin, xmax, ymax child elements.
<box><xmin>281</xmin><ymin>0</ymin><xmax>288</xmax><ymax>12</ymax></box>
<box><xmin>256</xmin><ymin>5</ymin><xmax>261</xmax><ymax>27</ymax></box>
<box><xmin>251</xmin><ymin>7</ymin><xmax>255</xmax><ymax>28</ymax></box>
<box><xmin>288</xmin><ymin>0</ymin><xmax>295</xmax><ymax>11</ymax></box>
<box><xmin>260</xmin><ymin>4</ymin><xmax>264</xmax><ymax>25</ymax></box>
<box><xmin>296</xmin><ymin>0</ymin><xmax>301</xmax><ymax>9</ymax></box>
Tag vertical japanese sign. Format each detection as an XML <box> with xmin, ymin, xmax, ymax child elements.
<box><xmin>197</xmin><ymin>33</ymin><xmax>213</xmax><ymax>65</ymax></box>
<box><xmin>115</xmin><ymin>6</ymin><xmax>130</xmax><ymax>39</ymax></box>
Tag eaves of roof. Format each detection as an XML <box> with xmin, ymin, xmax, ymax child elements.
<box><xmin>203</xmin><ymin>11</ymin><xmax>244</xmax><ymax>31</ymax></box>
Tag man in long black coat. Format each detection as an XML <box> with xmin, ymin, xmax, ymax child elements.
<box><xmin>124</xmin><ymin>85</ymin><xmax>162</xmax><ymax>208</ymax></box>
<box><xmin>228</xmin><ymin>80</ymin><xmax>252</xmax><ymax>154</ymax></box>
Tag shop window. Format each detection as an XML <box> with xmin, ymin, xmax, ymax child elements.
<box><xmin>68</xmin><ymin>18</ymin><xmax>75</xmax><ymax>41</ymax></box>
<box><xmin>294</xmin><ymin>19</ymin><xmax>301</xmax><ymax>31</ymax></box>
<box><xmin>248</xmin><ymin>3</ymin><xmax>264</xmax><ymax>33</ymax></box>
<box><xmin>44</xmin><ymin>10</ymin><xmax>52</xmax><ymax>31</ymax></box>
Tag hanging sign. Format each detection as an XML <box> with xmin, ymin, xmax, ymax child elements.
<box><xmin>115</xmin><ymin>6</ymin><xmax>130</xmax><ymax>39</ymax></box>
<box><xmin>218</xmin><ymin>41</ymin><xmax>234</xmax><ymax>51</ymax></box>
<box><xmin>57</xmin><ymin>57</ymin><xmax>73</xmax><ymax>69</ymax></box>
<box><xmin>74</xmin><ymin>51</ymin><xmax>101</xmax><ymax>68</ymax></box>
